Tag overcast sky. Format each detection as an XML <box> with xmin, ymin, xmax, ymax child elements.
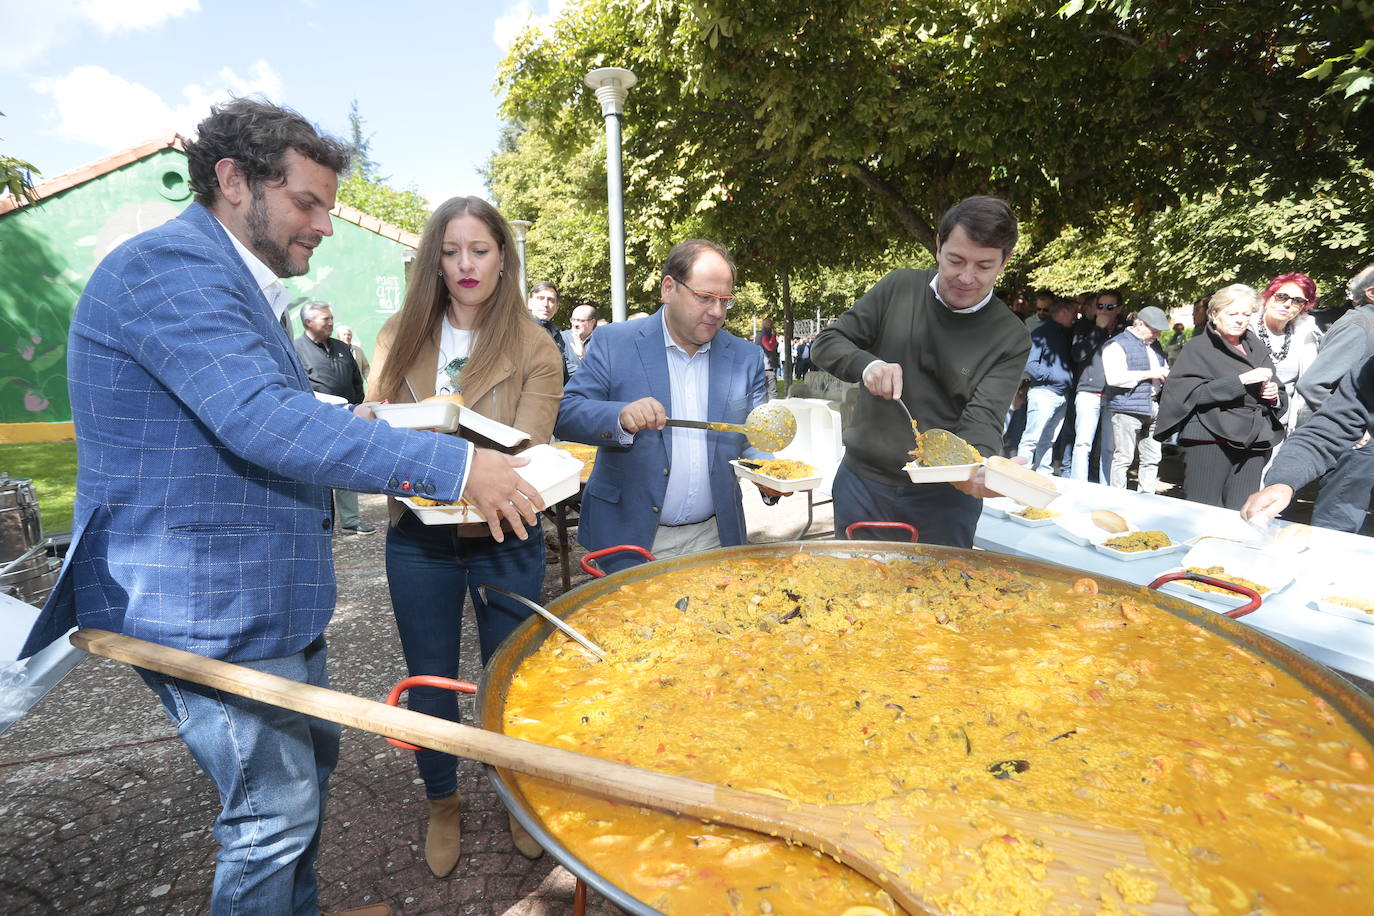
<box><xmin>1</xmin><ymin>0</ymin><xmax>572</xmax><ymax>205</ymax></box>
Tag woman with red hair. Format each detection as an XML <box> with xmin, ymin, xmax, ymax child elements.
<box><xmin>1252</xmin><ymin>272</ymin><xmax>1322</xmax><ymax>432</ymax></box>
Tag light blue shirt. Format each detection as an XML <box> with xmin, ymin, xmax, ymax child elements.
<box><xmin>659</xmin><ymin>314</ymin><xmax>714</xmax><ymax>525</ymax></box>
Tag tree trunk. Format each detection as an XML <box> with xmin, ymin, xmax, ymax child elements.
<box><xmin>780</xmin><ymin>265</ymin><xmax>793</xmax><ymax>395</ymax></box>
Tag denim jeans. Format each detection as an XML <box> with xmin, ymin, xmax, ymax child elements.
<box><xmin>1016</xmin><ymin>387</ymin><xmax>1067</xmax><ymax>473</ymax></box>
<box><xmin>1070</xmin><ymin>391</ymin><xmax>1112</xmax><ymax>482</ymax></box>
<box><xmin>1311</xmin><ymin>441</ymin><xmax>1374</xmax><ymax>532</ymax></box>
<box><xmin>137</xmin><ymin>637</ymin><xmax>339</xmax><ymax>916</ymax></box>
<box><xmin>832</xmin><ymin>461</ymin><xmax>981</xmax><ymax>548</ymax></box>
<box><xmin>385</xmin><ymin>512</ymin><xmax>545</xmax><ymax>799</ymax></box>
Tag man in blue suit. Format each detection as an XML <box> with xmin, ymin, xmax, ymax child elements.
<box><xmin>21</xmin><ymin>99</ymin><xmax>540</xmax><ymax>916</ymax></box>
<box><xmin>556</xmin><ymin>239</ymin><xmax>771</xmax><ymax>574</ymax></box>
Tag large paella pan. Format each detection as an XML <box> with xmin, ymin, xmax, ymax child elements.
<box><xmin>478</xmin><ymin>541</ymin><xmax>1374</xmax><ymax>916</ymax></box>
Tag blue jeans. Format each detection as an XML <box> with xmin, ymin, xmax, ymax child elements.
<box><xmin>1016</xmin><ymin>387</ymin><xmax>1067</xmax><ymax>473</ymax></box>
<box><xmin>137</xmin><ymin>637</ymin><xmax>338</xmax><ymax>916</ymax></box>
<box><xmin>832</xmin><ymin>461</ymin><xmax>982</xmax><ymax>548</ymax></box>
<box><xmin>1070</xmin><ymin>391</ymin><xmax>1111</xmax><ymax>482</ymax></box>
<box><xmin>386</xmin><ymin>512</ymin><xmax>545</xmax><ymax>799</ymax></box>
<box><xmin>1311</xmin><ymin>441</ymin><xmax>1374</xmax><ymax>533</ymax></box>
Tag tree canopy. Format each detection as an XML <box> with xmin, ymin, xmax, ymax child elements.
<box><xmin>492</xmin><ymin>0</ymin><xmax>1374</xmax><ymax>313</ymax></box>
<box><xmin>334</xmin><ymin>100</ymin><xmax>430</xmax><ymax>234</ymax></box>
<box><xmin>1</xmin><ymin>112</ymin><xmax>41</xmax><ymax>206</ymax></box>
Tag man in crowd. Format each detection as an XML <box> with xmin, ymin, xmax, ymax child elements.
<box><xmin>756</xmin><ymin>318</ymin><xmax>781</xmax><ymax>378</ymax></box>
<box><xmin>528</xmin><ymin>280</ymin><xmax>570</xmax><ymax>378</ymax></box>
<box><xmin>794</xmin><ymin>335</ymin><xmax>814</xmax><ymax>378</ymax></box>
<box><xmin>1067</xmin><ymin>288</ymin><xmax>1125</xmax><ymax>481</ymax></box>
<box><xmin>561</xmin><ymin>303</ymin><xmax>598</xmax><ymax>374</ymax></box>
<box><xmin>1024</xmin><ymin>289</ymin><xmax>1053</xmax><ymax>332</ymax></box>
<box><xmin>1160</xmin><ymin>322</ymin><xmax>1189</xmax><ymax>362</ymax></box>
<box><xmin>21</xmin><ymin>98</ymin><xmax>539</xmax><ymax>916</ymax></box>
<box><xmin>1243</xmin><ymin>345</ymin><xmax>1374</xmax><ymax>525</ymax></box>
<box><xmin>811</xmin><ymin>195</ymin><xmax>1030</xmax><ymax>547</ymax></box>
<box><xmin>1017</xmin><ymin>298</ymin><xmax>1076</xmax><ymax>472</ymax></box>
<box><xmin>556</xmin><ymin>239</ymin><xmax>773</xmax><ymax>574</ymax></box>
<box><xmin>1292</xmin><ymin>265</ymin><xmax>1374</xmax><ymax>531</ymax></box>
<box><xmin>294</xmin><ymin>300</ymin><xmax>373</xmax><ymax>534</ymax></box>
<box><xmin>1101</xmin><ymin>306</ymin><xmax>1171</xmax><ymax>492</ymax></box>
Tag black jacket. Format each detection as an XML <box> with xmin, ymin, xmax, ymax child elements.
<box><xmin>1154</xmin><ymin>324</ymin><xmax>1286</xmax><ymax>449</ymax></box>
<box><xmin>293</xmin><ymin>333</ymin><xmax>364</xmax><ymax>404</ymax></box>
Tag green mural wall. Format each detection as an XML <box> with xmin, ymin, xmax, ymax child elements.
<box><xmin>0</xmin><ymin>148</ymin><xmax>410</xmax><ymax>423</ymax></box>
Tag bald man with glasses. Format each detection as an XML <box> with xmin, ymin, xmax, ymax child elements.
<box><xmin>555</xmin><ymin>239</ymin><xmax>775</xmax><ymax>574</ymax></box>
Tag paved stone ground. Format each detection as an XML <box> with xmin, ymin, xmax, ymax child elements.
<box><xmin>2</xmin><ymin>473</ymin><xmax>1368</xmax><ymax>916</ymax></box>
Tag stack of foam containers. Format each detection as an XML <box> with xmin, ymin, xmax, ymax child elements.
<box><xmin>771</xmin><ymin>397</ymin><xmax>844</xmax><ymax>496</ymax></box>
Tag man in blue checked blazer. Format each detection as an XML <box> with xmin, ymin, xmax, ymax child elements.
<box><xmin>21</xmin><ymin>100</ymin><xmax>539</xmax><ymax>916</ymax></box>
<box><xmin>555</xmin><ymin>239</ymin><xmax>773</xmax><ymax>575</ymax></box>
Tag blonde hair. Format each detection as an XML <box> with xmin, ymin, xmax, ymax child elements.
<box><xmin>1207</xmin><ymin>284</ymin><xmax>1259</xmax><ymax>323</ymax></box>
<box><xmin>373</xmin><ymin>196</ymin><xmax>528</xmax><ymax>402</ymax></box>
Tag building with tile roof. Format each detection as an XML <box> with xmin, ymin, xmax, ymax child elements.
<box><xmin>0</xmin><ymin>134</ymin><xmax>419</xmax><ymax>433</ymax></box>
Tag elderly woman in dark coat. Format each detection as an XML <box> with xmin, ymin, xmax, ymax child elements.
<box><xmin>1155</xmin><ymin>284</ymin><xmax>1287</xmax><ymax>509</ymax></box>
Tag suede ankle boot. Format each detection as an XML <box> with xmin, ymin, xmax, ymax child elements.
<box><xmin>425</xmin><ymin>794</ymin><xmax>462</xmax><ymax>878</ymax></box>
<box><xmin>508</xmin><ymin>812</ymin><xmax>543</xmax><ymax>859</ymax></box>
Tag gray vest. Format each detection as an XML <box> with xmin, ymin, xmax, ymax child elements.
<box><xmin>1103</xmin><ymin>330</ymin><xmax>1163</xmax><ymax>416</ymax></box>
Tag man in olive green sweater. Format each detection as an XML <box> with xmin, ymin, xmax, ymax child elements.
<box><xmin>811</xmin><ymin>195</ymin><xmax>1030</xmax><ymax>547</ymax></box>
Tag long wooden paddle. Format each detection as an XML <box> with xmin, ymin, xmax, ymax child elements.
<box><xmin>72</xmin><ymin>628</ymin><xmax>1188</xmax><ymax>915</ymax></box>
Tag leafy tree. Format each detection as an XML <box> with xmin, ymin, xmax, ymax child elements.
<box><xmin>486</xmin><ymin>123</ymin><xmax>657</xmax><ymax>309</ymax></box>
<box><xmin>500</xmin><ymin>0</ymin><xmax>1372</xmax><ymax>257</ymax></box>
<box><xmin>333</xmin><ymin>100</ymin><xmax>430</xmax><ymax>234</ymax></box>
<box><xmin>335</xmin><ymin>170</ymin><xmax>430</xmax><ymax>234</ymax></box>
<box><xmin>345</xmin><ymin>98</ymin><xmax>381</xmax><ymax>180</ymax></box>
<box><xmin>1025</xmin><ymin>165</ymin><xmax>1374</xmax><ymax>306</ymax></box>
<box><xmin>1067</xmin><ymin>0</ymin><xmax>1374</xmax><ymax>116</ymax></box>
<box><xmin>1</xmin><ymin>112</ymin><xmax>40</xmax><ymax>206</ymax></box>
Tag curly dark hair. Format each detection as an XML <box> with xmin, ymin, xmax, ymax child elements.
<box><xmin>184</xmin><ymin>97</ymin><xmax>351</xmax><ymax>207</ymax></box>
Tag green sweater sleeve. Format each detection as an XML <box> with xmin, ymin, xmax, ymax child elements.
<box><xmin>809</xmin><ymin>271</ymin><xmax>897</xmax><ymax>383</ymax></box>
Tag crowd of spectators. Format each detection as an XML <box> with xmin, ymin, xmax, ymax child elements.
<box><xmin>999</xmin><ymin>269</ymin><xmax>1374</xmax><ymax>526</ymax></box>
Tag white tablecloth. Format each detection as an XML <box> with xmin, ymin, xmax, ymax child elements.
<box><xmin>973</xmin><ymin>478</ymin><xmax>1374</xmax><ymax>681</ymax></box>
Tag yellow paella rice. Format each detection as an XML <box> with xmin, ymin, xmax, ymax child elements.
<box><xmin>1103</xmin><ymin>530</ymin><xmax>1172</xmax><ymax>552</ymax></box>
<box><xmin>503</xmin><ymin>552</ymin><xmax>1373</xmax><ymax>915</ymax></box>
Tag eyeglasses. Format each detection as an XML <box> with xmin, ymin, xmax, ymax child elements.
<box><xmin>1271</xmin><ymin>292</ymin><xmax>1311</xmax><ymax>307</ymax></box>
<box><xmin>672</xmin><ymin>278</ymin><xmax>737</xmax><ymax>310</ymax></box>
<box><xmin>1098</xmin><ymin>302</ymin><xmax>1121</xmax><ymax>310</ymax></box>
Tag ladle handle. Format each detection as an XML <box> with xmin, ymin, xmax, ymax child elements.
<box><xmin>663</xmin><ymin>418</ymin><xmax>742</xmax><ymax>433</ymax></box>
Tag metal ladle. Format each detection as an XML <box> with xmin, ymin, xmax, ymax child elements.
<box><xmin>478</xmin><ymin>584</ymin><xmax>606</xmax><ymax>661</ymax></box>
<box><xmin>888</xmin><ymin>397</ymin><xmax>983</xmax><ymax>468</ymax></box>
<box><xmin>664</xmin><ymin>403</ymin><xmax>797</xmax><ymax>452</ymax></box>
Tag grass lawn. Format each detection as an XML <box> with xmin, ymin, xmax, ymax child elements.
<box><xmin>2</xmin><ymin>440</ymin><xmax>78</xmax><ymax>536</ymax></box>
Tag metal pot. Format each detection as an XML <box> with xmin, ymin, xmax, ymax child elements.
<box><xmin>0</xmin><ymin>476</ymin><xmax>41</xmax><ymax>563</ymax></box>
<box><xmin>0</xmin><ymin>541</ymin><xmax>60</xmax><ymax>608</ymax></box>
<box><xmin>476</xmin><ymin>541</ymin><xmax>1374</xmax><ymax>915</ymax></box>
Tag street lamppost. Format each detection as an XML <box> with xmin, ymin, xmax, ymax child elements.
<box><xmin>509</xmin><ymin>219</ymin><xmax>532</xmax><ymax>301</ymax></box>
<box><xmin>584</xmin><ymin>66</ymin><xmax>637</xmax><ymax>323</ymax></box>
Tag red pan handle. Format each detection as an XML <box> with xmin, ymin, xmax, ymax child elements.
<box><xmin>1148</xmin><ymin>571</ymin><xmax>1262</xmax><ymax>619</ymax></box>
<box><xmin>383</xmin><ymin>675</ymin><xmax>477</xmax><ymax>750</ymax></box>
<box><xmin>844</xmin><ymin>521</ymin><xmax>919</xmax><ymax>543</ymax></box>
<box><xmin>580</xmin><ymin>544</ymin><xmax>657</xmax><ymax>578</ymax></box>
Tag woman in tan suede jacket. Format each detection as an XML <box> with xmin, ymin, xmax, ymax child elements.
<box><xmin>365</xmin><ymin>196</ymin><xmax>560</xmax><ymax>874</ymax></box>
